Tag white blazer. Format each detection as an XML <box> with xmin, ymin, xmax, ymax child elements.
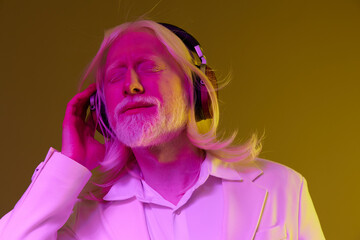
<box><xmin>0</xmin><ymin>147</ymin><xmax>325</xmax><ymax>239</ymax></box>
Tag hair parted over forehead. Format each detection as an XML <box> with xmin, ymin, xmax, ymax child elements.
<box><xmin>78</xmin><ymin>20</ymin><xmax>264</xmax><ymax>201</ymax></box>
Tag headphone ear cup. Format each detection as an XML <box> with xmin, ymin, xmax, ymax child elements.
<box><xmin>194</xmin><ymin>74</ymin><xmax>204</xmax><ymax>121</ymax></box>
<box><xmin>193</xmin><ymin>66</ymin><xmax>218</xmax><ymax>121</ymax></box>
<box><xmin>205</xmin><ymin>66</ymin><xmax>218</xmax><ymax>93</ymax></box>
<box><xmin>91</xmin><ymin>93</ymin><xmax>113</xmax><ymax>137</ymax></box>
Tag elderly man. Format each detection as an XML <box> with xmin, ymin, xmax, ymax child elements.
<box><xmin>0</xmin><ymin>20</ymin><xmax>325</xmax><ymax>239</ymax></box>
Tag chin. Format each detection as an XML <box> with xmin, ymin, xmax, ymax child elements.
<box><xmin>116</xmin><ymin>121</ymin><xmax>187</xmax><ymax>149</ymax></box>
<box><xmin>122</xmin><ymin>130</ymin><xmax>180</xmax><ymax>149</ymax></box>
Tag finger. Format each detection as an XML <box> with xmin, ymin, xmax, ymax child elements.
<box><xmin>66</xmin><ymin>83</ymin><xmax>97</xmax><ymax>117</ymax></box>
<box><xmin>68</xmin><ymin>83</ymin><xmax>97</xmax><ymax>108</ymax></box>
<box><xmin>72</xmin><ymin>83</ymin><xmax>97</xmax><ymax>106</ymax></box>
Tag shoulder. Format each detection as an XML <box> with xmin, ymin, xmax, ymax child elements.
<box><xmin>254</xmin><ymin>157</ymin><xmax>303</xmax><ymax>179</ymax></box>
<box><xmin>252</xmin><ymin>157</ymin><xmax>305</xmax><ymax>190</ymax></box>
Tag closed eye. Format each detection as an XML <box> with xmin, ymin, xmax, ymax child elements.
<box><xmin>137</xmin><ymin>61</ymin><xmax>164</xmax><ymax>74</ymax></box>
<box><xmin>107</xmin><ymin>67</ymin><xmax>127</xmax><ymax>83</ymax></box>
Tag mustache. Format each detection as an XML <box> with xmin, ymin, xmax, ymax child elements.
<box><xmin>114</xmin><ymin>95</ymin><xmax>160</xmax><ymax>120</ymax></box>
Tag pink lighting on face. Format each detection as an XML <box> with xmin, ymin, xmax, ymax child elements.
<box><xmin>103</xmin><ymin>30</ymin><xmax>189</xmax><ymax>148</ymax></box>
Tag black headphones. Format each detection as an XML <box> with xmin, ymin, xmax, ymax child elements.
<box><xmin>89</xmin><ymin>22</ymin><xmax>218</xmax><ymax>135</ymax></box>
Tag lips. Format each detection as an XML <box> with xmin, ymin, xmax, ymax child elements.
<box><xmin>121</xmin><ymin>103</ymin><xmax>155</xmax><ymax>114</ymax></box>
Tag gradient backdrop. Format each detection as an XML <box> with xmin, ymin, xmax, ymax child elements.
<box><xmin>1</xmin><ymin>0</ymin><xmax>359</xmax><ymax>239</ymax></box>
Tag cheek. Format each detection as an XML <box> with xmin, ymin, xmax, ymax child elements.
<box><xmin>160</xmin><ymin>78</ymin><xmax>189</xmax><ymax>107</ymax></box>
<box><xmin>174</xmin><ymin>75</ymin><xmax>189</xmax><ymax>99</ymax></box>
<box><xmin>103</xmin><ymin>88</ymin><xmax>121</xmax><ymax>123</ymax></box>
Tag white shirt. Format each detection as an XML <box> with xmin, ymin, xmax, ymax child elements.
<box><xmin>0</xmin><ymin>148</ymin><xmax>326</xmax><ymax>239</ymax></box>
<box><xmin>103</xmin><ymin>154</ymin><xmax>226</xmax><ymax>240</ymax></box>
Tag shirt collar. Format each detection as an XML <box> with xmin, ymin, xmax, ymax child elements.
<box><xmin>103</xmin><ymin>151</ymin><xmax>263</xmax><ymax>202</ymax></box>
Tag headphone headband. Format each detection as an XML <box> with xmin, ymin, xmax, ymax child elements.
<box><xmin>158</xmin><ymin>23</ymin><xmax>207</xmax><ymax>65</ymax></box>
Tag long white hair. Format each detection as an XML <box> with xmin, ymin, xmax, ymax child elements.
<box><xmin>78</xmin><ymin>20</ymin><xmax>264</xmax><ymax>201</ymax></box>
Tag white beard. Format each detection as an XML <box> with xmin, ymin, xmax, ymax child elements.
<box><xmin>112</xmin><ymin>93</ymin><xmax>188</xmax><ymax>148</ymax></box>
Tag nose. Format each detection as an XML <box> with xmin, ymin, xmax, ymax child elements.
<box><xmin>123</xmin><ymin>68</ymin><xmax>144</xmax><ymax>96</ymax></box>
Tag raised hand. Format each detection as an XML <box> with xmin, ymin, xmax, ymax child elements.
<box><xmin>61</xmin><ymin>83</ymin><xmax>105</xmax><ymax>171</ymax></box>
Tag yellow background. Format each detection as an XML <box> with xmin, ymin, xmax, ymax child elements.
<box><xmin>0</xmin><ymin>0</ymin><xmax>359</xmax><ymax>239</ymax></box>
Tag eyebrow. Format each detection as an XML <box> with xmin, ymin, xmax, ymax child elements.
<box><xmin>105</xmin><ymin>60</ymin><xmax>125</xmax><ymax>76</ymax></box>
<box><xmin>105</xmin><ymin>56</ymin><xmax>159</xmax><ymax>76</ymax></box>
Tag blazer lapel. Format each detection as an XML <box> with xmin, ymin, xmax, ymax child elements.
<box><xmin>219</xmin><ymin>161</ymin><xmax>268</xmax><ymax>240</ymax></box>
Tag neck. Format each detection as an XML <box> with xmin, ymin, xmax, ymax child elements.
<box><xmin>131</xmin><ymin>129</ymin><xmax>205</xmax><ymax>205</ymax></box>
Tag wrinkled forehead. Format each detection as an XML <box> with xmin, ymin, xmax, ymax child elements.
<box><xmin>105</xmin><ymin>29</ymin><xmax>171</xmax><ymax>65</ymax></box>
